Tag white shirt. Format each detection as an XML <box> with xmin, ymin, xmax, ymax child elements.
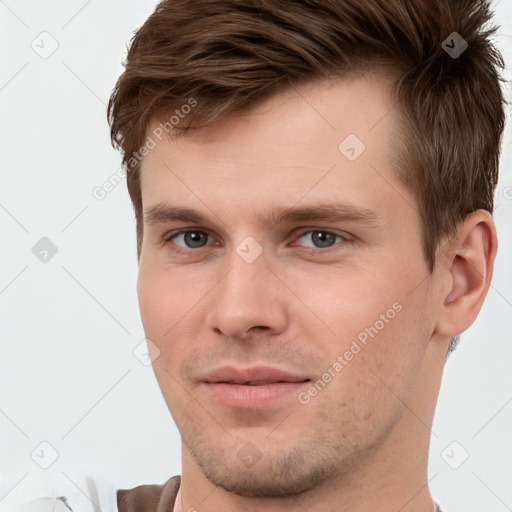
<box><xmin>0</xmin><ymin>472</ymin><xmax>117</xmax><ymax>512</ymax></box>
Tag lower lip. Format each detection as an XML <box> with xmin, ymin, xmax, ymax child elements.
<box><xmin>203</xmin><ymin>381</ymin><xmax>309</xmax><ymax>408</ymax></box>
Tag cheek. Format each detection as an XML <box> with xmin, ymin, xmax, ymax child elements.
<box><xmin>137</xmin><ymin>270</ymin><xmax>163</xmax><ymax>336</ymax></box>
<box><xmin>137</xmin><ymin>265</ymin><xmax>206</xmax><ymax>375</ymax></box>
<box><xmin>137</xmin><ymin>265</ymin><xmax>188</xmax><ymax>334</ymax></box>
<box><xmin>137</xmin><ymin>268</ymin><xmax>185</xmax><ymax>381</ymax></box>
<box><xmin>310</xmin><ymin>262</ymin><xmax>431</xmax><ymax>396</ymax></box>
<box><xmin>137</xmin><ymin>268</ymin><xmax>193</xmax><ymax>416</ymax></box>
<box><xmin>304</xmin><ymin>267</ymin><xmax>395</xmax><ymax>338</ymax></box>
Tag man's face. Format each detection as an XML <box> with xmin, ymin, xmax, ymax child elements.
<box><xmin>137</xmin><ymin>76</ymin><xmax>440</xmax><ymax>496</ymax></box>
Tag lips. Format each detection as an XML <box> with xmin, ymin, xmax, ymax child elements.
<box><xmin>201</xmin><ymin>366</ymin><xmax>311</xmax><ymax>408</ymax></box>
<box><xmin>203</xmin><ymin>365</ymin><xmax>310</xmax><ymax>385</ymax></box>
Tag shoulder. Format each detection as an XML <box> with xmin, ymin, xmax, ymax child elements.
<box><xmin>117</xmin><ymin>475</ymin><xmax>181</xmax><ymax>512</ymax></box>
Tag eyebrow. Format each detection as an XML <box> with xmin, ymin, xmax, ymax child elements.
<box><xmin>143</xmin><ymin>202</ymin><xmax>380</xmax><ymax>229</ymax></box>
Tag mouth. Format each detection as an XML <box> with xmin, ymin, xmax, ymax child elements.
<box><xmin>201</xmin><ymin>366</ymin><xmax>310</xmax><ymax>408</ymax></box>
<box><xmin>217</xmin><ymin>380</ymin><xmax>309</xmax><ymax>385</ymax></box>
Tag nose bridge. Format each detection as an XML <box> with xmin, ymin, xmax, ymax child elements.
<box><xmin>206</xmin><ymin>238</ymin><xmax>286</xmax><ymax>339</ymax></box>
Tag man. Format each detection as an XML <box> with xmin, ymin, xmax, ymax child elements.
<box><xmin>61</xmin><ymin>0</ymin><xmax>511</xmax><ymax>510</ymax></box>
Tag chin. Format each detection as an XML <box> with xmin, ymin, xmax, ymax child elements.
<box><xmin>188</xmin><ymin>440</ymin><xmax>351</xmax><ymax>498</ymax></box>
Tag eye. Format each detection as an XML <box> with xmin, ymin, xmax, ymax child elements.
<box><xmin>165</xmin><ymin>230</ymin><xmax>214</xmax><ymax>252</ymax></box>
<box><xmin>163</xmin><ymin>228</ymin><xmax>351</xmax><ymax>254</ymax></box>
<box><xmin>293</xmin><ymin>229</ymin><xmax>350</xmax><ymax>250</ymax></box>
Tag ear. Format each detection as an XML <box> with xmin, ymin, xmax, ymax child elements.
<box><xmin>434</xmin><ymin>209</ymin><xmax>498</xmax><ymax>338</ymax></box>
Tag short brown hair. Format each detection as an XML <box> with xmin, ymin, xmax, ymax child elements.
<box><xmin>108</xmin><ymin>0</ymin><xmax>506</xmax><ymax>272</ymax></box>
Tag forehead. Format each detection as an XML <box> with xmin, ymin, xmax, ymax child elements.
<box><xmin>139</xmin><ymin>75</ymin><xmax>411</xmax><ymax>223</ymax></box>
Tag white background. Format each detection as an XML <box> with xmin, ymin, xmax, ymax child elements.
<box><xmin>0</xmin><ymin>1</ymin><xmax>511</xmax><ymax>510</ymax></box>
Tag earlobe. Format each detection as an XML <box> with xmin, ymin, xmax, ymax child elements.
<box><xmin>434</xmin><ymin>210</ymin><xmax>497</xmax><ymax>338</ymax></box>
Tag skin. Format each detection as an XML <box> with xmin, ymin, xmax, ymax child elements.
<box><xmin>136</xmin><ymin>75</ymin><xmax>497</xmax><ymax>512</ymax></box>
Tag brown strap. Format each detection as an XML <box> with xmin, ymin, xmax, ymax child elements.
<box><xmin>117</xmin><ymin>476</ymin><xmax>180</xmax><ymax>512</ymax></box>
<box><xmin>117</xmin><ymin>484</ymin><xmax>163</xmax><ymax>512</ymax></box>
<box><xmin>157</xmin><ymin>476</ymin><xmax>181</xmax><ymax>512</ymax></box>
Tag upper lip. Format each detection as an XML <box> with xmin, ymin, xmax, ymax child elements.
<box><xmin>203</xmin><ymin>366</ymin><xmax>310</xmax><ymax>384</ymax></box>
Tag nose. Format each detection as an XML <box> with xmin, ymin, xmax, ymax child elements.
<box><xmin>205</xmin><ymin>245</ymin><xmax>288</xmax><ymax>341</ymax></box>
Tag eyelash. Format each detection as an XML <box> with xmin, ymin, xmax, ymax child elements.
<box><xmin>163</xmin><ymin>228</ymin><xmax>352</xmax><ymax>255</ymax></box>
